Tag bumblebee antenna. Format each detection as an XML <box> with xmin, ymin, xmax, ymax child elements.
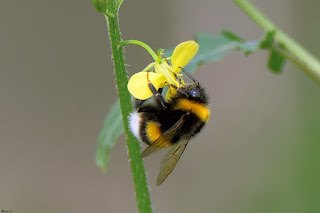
<box><xmin>178</xmin><ymin>67</ymin><xmax>199</xmax><ymax>87</ymax></box>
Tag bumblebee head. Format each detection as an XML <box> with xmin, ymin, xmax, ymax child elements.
<box><xmin>176</xmin><ymin>83</ymin><xmax>208</xmax><ymax>104</ymax></box>
<box><xmin>172</xmin><ymin>67</ymin><xmax>208</xmax><ymax>104</ymax></box>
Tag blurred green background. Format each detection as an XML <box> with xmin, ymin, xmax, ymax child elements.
<box><xmin>1</xmin><ymin>0</ymin><xmax>320</xmax><ymax>212</ymax></box>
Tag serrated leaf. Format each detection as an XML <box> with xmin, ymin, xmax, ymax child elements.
<box><xmin>268</xmin><ymin>49</ymin><xmax>286</xmax><ymax>73</ymax></box>
<box><xmin>96</xmin><ymin>99</ymin><xmax>124</xmax><ymax>171</ymax></box>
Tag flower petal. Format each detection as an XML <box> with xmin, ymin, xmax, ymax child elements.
<box><xmin>171</xmin><ymin>41</ymin><xmax>199</xmax><ymax>73</ymax></box>
<box><xmin>128</xmin><ymin>72</ymin><xmax>166</xmax><ymax>100</ymax></box>
<box><xmin>155</xmin><ymin>63</ymin><xmax>179</xmax><ymax>87</ymax></box>
<box><xmin>165</xmin><ymin>87</ymin><xmax>177</xmax><ymax>101</ymax></box>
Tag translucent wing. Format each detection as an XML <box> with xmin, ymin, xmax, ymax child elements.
<box><xmin>140</xmin><ymin>112</ymin><xmax>189</xmax><ymax>158</ymax></box>
<box><xmin>156</xmin><ymin>138</ymin><xmax>189</xmax><ymax>186</ymax></box>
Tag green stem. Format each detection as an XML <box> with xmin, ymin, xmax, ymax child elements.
<box><xmin>104</xmin><ymin>1</ymin><xmax>152</xmax><ymax>213</ymax></box>
<box><xmin>116</xmin><ymin>0</ymin><xmax>124</xmax><ymax>10</ymax></box>
<box><xmin>120</xmin><ymin>40</ymin><xmax>158</xmax><ymax>61</ymax></box>
<box><xmin>233</xmin><ymin>0</ymin><xmax>320</xmax><ymax>84</ymax></box>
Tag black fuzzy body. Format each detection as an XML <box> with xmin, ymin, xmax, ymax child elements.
<box><xmin>135</xmin><ymin>84</ymin><xmax>209</xmax><ymax>146</ymax></box>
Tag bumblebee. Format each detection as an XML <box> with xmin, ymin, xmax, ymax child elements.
<box><xmin>129</xmin><ymin>68</ymin><xmax>210</xmax><ymax>185</ymax></box>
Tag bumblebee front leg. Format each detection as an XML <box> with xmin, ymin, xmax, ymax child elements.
<box><xmin>143</xmin><ymin>70</ymin><xmax>166</xmax><ymax>109</ymax></box>
<box><xmin>166</xmin><ymin>82</ymin><xmax>189</xmax><ymax>97</ymax></box>
<box><xmin>134</xmin><ymin>82</ymin><xmax>166</xmax><ymax>113</ymax></box>
<box><xmin>148</xmin><ymin>82</ymin><xmax>166</xmax><ymax>109</ymax></box>
<box><xmin>135</xmin><ymin>86</ymin><xmax>165</xmax><ymax>113</ymax></box>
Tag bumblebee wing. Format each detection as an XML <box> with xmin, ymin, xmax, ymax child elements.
<box><xmin>156</xmin><ymin>138</ymin><xmax>189</xmax><ymax>186</ymax></box>
<box><xmin>140</xmin><ymin>113</ymin><xmax>189</xmax><ymax>158</ymax></box>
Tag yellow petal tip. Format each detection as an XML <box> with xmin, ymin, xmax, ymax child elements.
<box><xmin>171</xmin><ymin>41</ymin><xmax>199</xmax><ymax>73</ymax></box>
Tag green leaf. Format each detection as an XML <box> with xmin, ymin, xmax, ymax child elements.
<box><xmin>164</xmin><ymin>31</ymin><xmax>259</xmax><ymax>74</ymax></box>
<box><xmin>221</xmin><ymin>29</ymin><xmax>244</xmax><ymax>42</ymax></box>
<box><xmin>259</xmin><ymin>30</ymin><xmax>276</xmax><ymax>49</ymax></box>
<box><xmin>239</xmin><ymin>41</ymin><xmax>260</xmax><ymax>55</ymax></box>
<box><xmin>91</xmin><ymin>0</ymin><xmax>107</xmax><ymax>13</ymax></box>
<box><xmin>268</xmin><ymin>49</ymin><xmax>286</xmax><ymax>73</ymax></box>
<box><xmin>183</xmin><ymin>31</ymin><xmax>261</xmax><ymax>73</ymax></box>
<box><xmin>96</xmin><ymin>99</ymin><xmax>124</xmax><ymax>171</ymax></box>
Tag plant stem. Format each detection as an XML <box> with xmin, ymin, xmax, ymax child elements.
<box><xmin>104</xmin><ymin>1</ymin><xmax>152</xmax><ymax>212</ymax></box>
<box><xmin>233</xmin><ymin>0</ymin><xmax>320</xmax><ymax>84</ymax></box>
<box><xmin>119</xmin><ymin>40</ymin><xmax>158</xmax><ymax>61</ymax></box>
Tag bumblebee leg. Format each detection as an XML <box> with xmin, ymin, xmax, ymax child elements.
<box><xmin>148</xmin><ymin>82</ymin><xmax>166</xmax><ymax>109</ymax></box>
<box><xmin>166</xmin><ymin>83</ymin><xmax>190</xmax><ymax>97</ymax></box>
<box><xmin>173</xmin><ymin>72</ymin><xmax>184</xmax><ymax>85</ymax></box>
<box><xmin>135</xmin><ymin>87</ymin><xmax>165</xmax><ymax>113</ymax></box>
<box><xmin>145</xmin><ymin>71</ymin><xmax>166</xmax><ymax>109</ymax></box>
<box><xmin>137</xmin><ymin>105</ymin><xmax>159</xmax><ymax>113</ymax></box>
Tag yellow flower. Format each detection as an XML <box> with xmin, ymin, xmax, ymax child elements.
<box><xmin>127</xmin><ymin>41</ymin><xmax>199</xmax><ymax>100</ymax></box>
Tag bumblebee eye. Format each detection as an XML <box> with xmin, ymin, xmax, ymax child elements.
<box><xmin>189</xmin><ymin>89</ymin><xmax>200</xmax><ymax>98</ymax></box>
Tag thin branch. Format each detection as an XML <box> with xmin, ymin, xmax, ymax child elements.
<box><xmin>233</xmin><ymin>0</ymin><xmax>320</xmax><ymax>84</ymax></box>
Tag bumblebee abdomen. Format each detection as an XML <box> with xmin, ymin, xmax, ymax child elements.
<box><xmin>129</xmin><ymin>111</ymin><xmax>173</xmax><ymax>147</ymax></box>
<box><xmin>129</xmin><ymin>97</ymin><xmax>209</xmax><ymax>148</ymax></box>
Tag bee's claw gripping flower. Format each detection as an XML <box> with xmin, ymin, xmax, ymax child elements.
<box><xmin>127</xmin><ymin>40</ymin><xmax>199</xmax><ymax>100</ymax></box>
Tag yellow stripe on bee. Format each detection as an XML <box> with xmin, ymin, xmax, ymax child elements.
<box><xmin>146</xmin><ymin>122</ymin><xmax>162</xmax><ymax>142</ymax></box>
<box><xmin>146</xmin><ymin>122</ymin><xmax>171</xmax><ymax>147</ymax></box>
<box><xmin>174</xmin><ymin>99</ymin><xmax>210</xmax><ymax>122</ymax></box>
